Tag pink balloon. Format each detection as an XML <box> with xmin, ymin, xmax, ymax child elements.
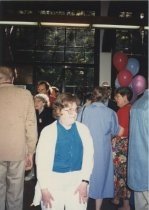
<box><xmin>131</xmin><ymin>75</ymin><xmax>146</xmax><ymax>96</ymax></box>
<box><xmin>113</xmin><ymin>51</ymin><xmax>128</xmax><ymax>72</ymax></box>
<box><xmin>117</xmin><ymin>69</ymin><xmax>133</xmax><ymax>87</ymax></box>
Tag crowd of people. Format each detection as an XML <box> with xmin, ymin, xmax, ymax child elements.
<box><xmin>0</xmin><ymin>65</ymin><xmax>148</xmax><ymax>210</ymax></box>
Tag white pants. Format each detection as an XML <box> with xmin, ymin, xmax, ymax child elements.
<box><xmin>39</xmin><ymin>171</ymin><xmax>87</xmax><ymax>210</ymax></box>
<box><xmin>135</xmin><ymin>191</ymin><xmax>149</xmax><ymax>210</ymax></box>
<box><xmin>41</xmin><ymin>189</ymin><xmax>87</xmax><ymax>210</ymax></box>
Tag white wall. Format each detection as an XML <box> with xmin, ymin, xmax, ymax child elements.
<box><xmin>99</xmin><ymin>2</ymin><xmax>111</xmax><ymax>86</ymax></box>
<box><xmin>99</xmin><ymin>52</ymin><xmax>112</xmax><ymax>86</ymax></box>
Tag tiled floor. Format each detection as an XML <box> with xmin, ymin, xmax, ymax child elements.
<box><xmin>23</xmin><ymin>179</ymin><xmax>135</xmax><ymax>210</ymax></box>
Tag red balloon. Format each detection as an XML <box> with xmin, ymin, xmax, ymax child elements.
<box><xmin>117</xmin><ymin>69</ymin><xmax>133</xmax><ymax>87</ymax></box>
<box><xmin>131</xmin><ymin>75</ymin><xmax>146</xmax><ymax>95</ymax></box>
<box><xmin>113</xmin><ymin>51</ymin><xmax>128</xmax><ymax>72</ymax></box>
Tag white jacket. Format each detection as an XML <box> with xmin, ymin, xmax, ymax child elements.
<box><xmin>33</xmin><ymin>120</ymin><xmax>94</xmax><ymax>205</ymax></box>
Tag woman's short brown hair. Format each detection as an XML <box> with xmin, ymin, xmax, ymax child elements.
<box><xmin>53</xmin><ymin>92</ymin><xmax>80</xmax><ymax>118</ymax></box>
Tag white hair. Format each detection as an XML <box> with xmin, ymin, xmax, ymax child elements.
<box><xmin>34</xmin><ymin>93</ymin><xmax>50</xmax><ymax>107</ymax></box>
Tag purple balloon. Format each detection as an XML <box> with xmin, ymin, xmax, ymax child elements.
<box><xmin>131</xmin><ymin>75</ymin><xmax>146</xmax><ymax>96</ymax></box>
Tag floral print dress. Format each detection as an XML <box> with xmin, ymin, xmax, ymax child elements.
<box><xmin>112</xmin><ymin>104</ymin><xmax>131</xmax><ymax>199</ymax></box>
<box><xmin>112</xmin><ymin>136</ymin><xmax>131</xmax><ymax>199</ymax></box>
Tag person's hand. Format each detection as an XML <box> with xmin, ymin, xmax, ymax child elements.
<box><xmin>25</xmin><ymin>154</ymin><xmax>33</xmax><ymax>171</ymax></box>
<box><xmin>74</xmin><ymin>182</ymin><xmax>88</xmax><ymax>204</ymax></box>
<box><xmin>41</xmin><ymin>189</ymin><xmax>54</xmax><ymax>209</ymax></box>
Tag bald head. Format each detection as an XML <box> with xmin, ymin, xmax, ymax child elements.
<box><xmin>0</xmin><ymin>66</ymin><xmax>14</xmax><ymax>84</ymax></box>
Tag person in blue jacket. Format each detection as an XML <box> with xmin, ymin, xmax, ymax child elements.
<box><xmin>128</xmin><ymin>87</ymin><xmax>149</xmax><ymax>210</ymax></box>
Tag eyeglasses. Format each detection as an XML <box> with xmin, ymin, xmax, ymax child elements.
<box><xmin>63</xmin><ymin>107</ymin><xmax>79</xmax><ymax>113</ymax></box>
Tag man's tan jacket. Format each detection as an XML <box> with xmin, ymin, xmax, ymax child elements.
<box><xmin>0</xmin><ymin>83</ymin><xmax>37</xmax><ymax>161</ymax></box>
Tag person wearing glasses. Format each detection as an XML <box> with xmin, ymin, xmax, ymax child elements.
<box><xmin>32</xmin><ymin>92</ymin><xmax>94</xmax><ymax>210</ymax></box>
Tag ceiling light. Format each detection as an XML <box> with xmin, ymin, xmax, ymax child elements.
<box><xmin>0</xmin><ymin>21</ymin><xmax>38</xmax><ymax>26</ymax></box>
<box><xmin>40</xmin><ymin>22</ymin><xmax>90</xmax><ymax>27</ymax></box>
<box><xmin>144</xmin><ymin>26</ymin><xmax>149</xmax><ymax>30</ymax></box>
<box><xmin>92</xmin><ymin>24</ymin><xmax>140</xmax><ymax>29</ymax></box>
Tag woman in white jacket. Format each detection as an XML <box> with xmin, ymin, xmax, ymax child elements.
<box><xmin>33</xmin><ymin>92</ymin><xmax>94</xmax><ymax>210</ymax></box>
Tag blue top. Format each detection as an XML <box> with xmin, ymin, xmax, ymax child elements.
<box><xmin>53</xmin><ymin>121</ymin><xmax>83</xmax><ymax>173</ymax></box>
<box><xmin>128</xmin><ymin>89</ymin><xmax>149</xmax><ymax>191</ymax></box>
<box><xmin>77</xmin><ymin>102</ymin><xmax>119</xmax><ymax>198</ymax></box>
